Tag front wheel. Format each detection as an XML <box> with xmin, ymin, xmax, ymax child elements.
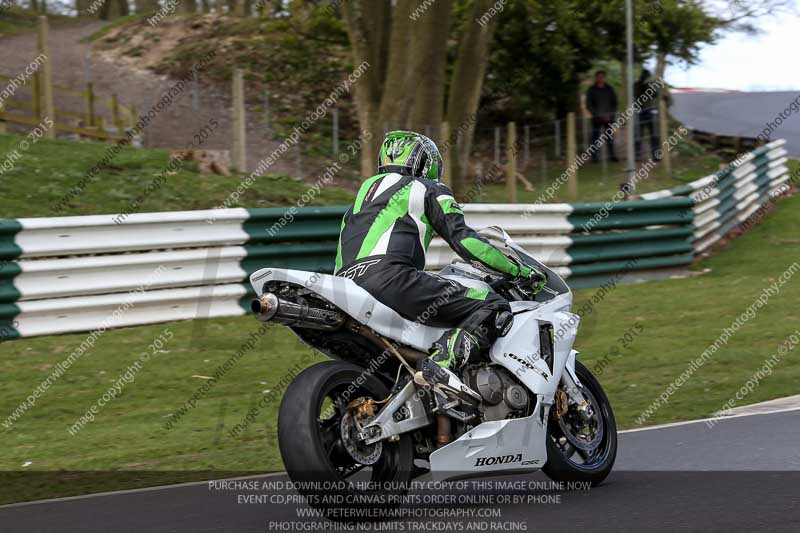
<box><xmin>542</xmin><ymin>360</ymin><xmax>617</xmax><ymax>485</ymax></box>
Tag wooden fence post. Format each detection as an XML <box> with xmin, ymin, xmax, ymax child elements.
<box><xmin>263</xmin><ymin>90</ymin><xmax>270</xmax><ymax>134</ymax></box>
<box><xmin>566</xmin><ymin>111</ymin><xmax>577</xmax><ymax>200</ymax></box>
<box><xmin>494</xmin><ymin>127</ymin><xmax>501</xmax><ymax>166</ymax></box>
<box><xmin>554</xmin><ymin>119</ymin><xmax>561</xmax><ymax>158</ymax></box>
<box><xmin>38</xmin><ymin>16</ymin><xmax>55</xmax><ymax>138</ymax></box>
<box><xmin>111</xmin><ymin>94</ymin><xmax>121</xmax><ymax>132</ymax></box>
<box><xmin>232</xmin><ymin>68</ymin><xmax>247</xmax><ymax>172</ymax></box>
<box><xmin>582</xmin><ymin>114</ymin><xmax>590</xmax><ymax>151</ymax></box>
<box><xmin>506</xmin><ymin>122</ymin><xmax>517</xmax><ymax>204</ymax></box>
<box><xmin>86</xmin><ymin>82</ymin><xmax>95</xmax><ymax>127</ymax></box>
<box><xmin>658</xmin><ymin>92</ymin><xmax>671</xmax><ymax>178</ymax></box>
<box><xmin>524</xmin><ymin>124</ymin><xmax>530</xmax><ymax>163</ymax></box>
<box><xmin>0</xmin><ymin>77</ymin><xmax>6</xmax><ymax>132</ymax></box>
<box><xmin>31</xmin><ymin>72</ymin><xmax>42</xmax><ymax>121</ymax></box>
<box><xmin>129</xmin><ymin>104</ymin><xmax>140</xmax><ymax>145</ymax></box>
<box><xmin>441</xmin><ymin>121</ymin><xmax>451</xmax><ymax>188</ymax></box>
<box><xmin>332</xmin><ymin>107</ymin><xmax>339</xmax><ymax>156</ymax></box>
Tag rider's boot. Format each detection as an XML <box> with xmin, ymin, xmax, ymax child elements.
<box><xmin>414</xmin><ymin>328</ymin><xmax>479</xmax><ymax>390</ymax></box>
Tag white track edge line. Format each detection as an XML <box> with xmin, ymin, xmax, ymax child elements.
<box><xmin>618</xmin><ymin>405</ymin><xmax>800</xmax><ymax>434</ymax></box>
<box><xmin>0</xmin><ymin>471</ymin><xmax>286</xmax><ymax>509</ymax></box>
<box><xmin>5</xmin><ymin>405</ymin><xmax>800</xmax><ymax>509</ymax></box>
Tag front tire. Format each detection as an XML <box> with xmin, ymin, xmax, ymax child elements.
<box><xmin>278</xmin><ymin>360</ymin><xmax>414</xmax><ymax>517</ymax></box>
<box><xmin>542</xmin><ymin>360</ymin><xmax>617</xmax><ymax>485</ymax></box>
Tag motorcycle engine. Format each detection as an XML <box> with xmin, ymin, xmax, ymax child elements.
<box><xmin>464</xmin><ymin>365</ymin><xmax>530</xmax><ymax>422</ymax></box>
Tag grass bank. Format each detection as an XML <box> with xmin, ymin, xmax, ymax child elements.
<box><xmin>0</xmin><ymin>131</ymin><xmax>724</xmax><ymax>218</ymax></box>
<box><xmin>0</xmin><ymin>132</ymin><xmax>354</xmax><ymax>218</ymax></box>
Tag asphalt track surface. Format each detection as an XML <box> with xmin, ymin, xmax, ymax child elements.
<box><xmin>3</xmin><ymin>408</ymin><xmax>800</xmax><ymax>533</ymax></box>
<box><xmin>671</xmin><ymin>91</ymin><xmax>800</xmax><ymax>156</ymax></box>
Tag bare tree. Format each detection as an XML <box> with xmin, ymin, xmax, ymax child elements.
<box><xmin>341</xmin><ymin>0</ymin><xmax>497</xmax><ymax>195</ymax></box>
<box><xmin>444</xmin><ymin>0</ymin><xmax>498</xmax><ymax>195</ymax></box>
<box><xmin>716</xmin><ymin>0</ymin><xmax>792</xmax><ymax>33</ymax></box>
<box><xmin>408</xmin><ymin>0</ymin><xmax>450</xmax><ymax>143</ymax></box>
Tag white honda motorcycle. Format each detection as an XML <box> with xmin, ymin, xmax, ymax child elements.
<box><xmin>249</xmin><ymin>227</ymin><xmax>616</xmax><ymax>512</ymax></box>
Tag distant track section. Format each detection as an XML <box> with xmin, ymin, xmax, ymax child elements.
<box><xmin>672</xmin><ymin>91</ymin><xmax>800</xmax><ymax>157</ymax></box>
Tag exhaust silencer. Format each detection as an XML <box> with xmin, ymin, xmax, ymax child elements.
<box><xmin>251</xmin><ymin>293</ymin><xmax>345</xmax><ymax>331</ymax></box>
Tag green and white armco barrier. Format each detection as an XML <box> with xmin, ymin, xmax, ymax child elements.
<box><xmin>637</xmin><ymin>139</ymin><xmax>790</xmax><ymax>253</ymax></box>
<box><xmin>0</xmin><ymin>207</ymin><xmax>344</xmax><ymax>339</ymax></box>
<box><xmin>0</xmin><ymin>140</ymin><xmax>790</xmax><ymax>340</ymax></box>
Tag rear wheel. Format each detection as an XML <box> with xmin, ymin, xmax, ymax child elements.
<box><xmin>278</xmin><ymin>360</ymin><xmax>414</xmax><ymax>518</ymax></box>
<box><xmin>542</xmin><ymin>360</ymin><xmax>617</xmax><ymax>485</ymax></box>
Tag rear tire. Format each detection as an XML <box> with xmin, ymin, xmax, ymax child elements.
<box><xmin>542</xmin><ymin>360</ymin><xmax>617</xmax><ymax>485</ymax></box>
<box><xmin>278</xmin><ymin>360</ymin><xmax>414</xmax><ymax>519</ymax></box>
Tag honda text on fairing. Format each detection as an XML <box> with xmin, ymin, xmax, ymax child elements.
<box><xmin>248</xmin><ymin>227</ymin><xmax>617</xmax><ymax>515</ymax></box>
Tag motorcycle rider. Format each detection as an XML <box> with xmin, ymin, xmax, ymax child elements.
<box><xmin>334</xmin><ymin>131</ymin><xmax>546</xmax><ymax>386</ymax></box>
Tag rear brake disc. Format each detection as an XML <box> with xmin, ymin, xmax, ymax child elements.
<box><xmin>340</xmin><ymin>412</ymin><xmax>383</xmax><ymax>465</ymax></box>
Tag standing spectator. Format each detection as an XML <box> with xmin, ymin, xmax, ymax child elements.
<box><xmin>586</xmin><ymin>70</ymin><xmax>619</xmax><ymax>162</ymax></box>
<box><xmin>634</xmin><ymin>68</ymin><xmax>670</xmax><ymax>161</ymax></box>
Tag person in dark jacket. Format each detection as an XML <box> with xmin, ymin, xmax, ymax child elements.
<box><xmin>586</xmin><ymin>70</ymin><xmax>619</xmax><ymax>162</ymax></box>
<box><xmin>335</xmin><ymin>131</ymin><xmax>546</xmax><ymax>386</ymax></box>
<box><xmin>634</xmin><ymin>68</ymin><xmax>668</xmax><ymax>161</ymax></box>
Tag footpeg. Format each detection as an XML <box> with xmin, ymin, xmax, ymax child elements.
<box><xmin>415</xmin><ymin>361</ymin><xmax>482</xmax><ymax>408</ymax></box>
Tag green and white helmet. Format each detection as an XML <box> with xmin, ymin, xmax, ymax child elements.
<box><xmin>378</xmin><ymin>130</ymin><xmax>443</xmax><ymax>180</ymax></box>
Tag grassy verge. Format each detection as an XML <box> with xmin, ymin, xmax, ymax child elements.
<box><xmin>0</xmin><ymin>131</ymin><xmax>724</xmax><ymax>218</ymax></box>
<box><xmin>0</xmin><ymin>163</ymin><xmax>797</xmax><ymax>502</ymax></box>
<box><xmin>0</xmin><ymin>133</ymin><xmax>355</xmax><ymax>218</ymax></box>
<box><xmin>477</xmin><ymin>149</ymin><xmax>722</xmax><ymax>204</ymax></box>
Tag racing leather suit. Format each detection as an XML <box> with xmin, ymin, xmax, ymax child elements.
<box><xmin>334</xmin><ymin>170</ymin><xmax>524</xmax><ymax>369</ymax></box>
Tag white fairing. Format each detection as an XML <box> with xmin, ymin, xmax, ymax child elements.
<box><xmin>429</xmin><ymin>406</ymin><xmax>548</xmax><ymax>480</ymax></box>
<box><xmin>249</xmin><ymin>268</ymin><xmax>447</xmax><ymax>351</ymax></box>
<box><xmin>249</xmin><ymin>228</ymin><xmax>582</xmax><ymax>480</ymax></box>
<box><xmin>490</xmin><ymin>298</ymin><xmax>579</xmax><ymax>405</ymax></box>
<box><xmin>430</xmin><ymin>295</ymin><xmax>579</xmax><ymax>478</ymax></box>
